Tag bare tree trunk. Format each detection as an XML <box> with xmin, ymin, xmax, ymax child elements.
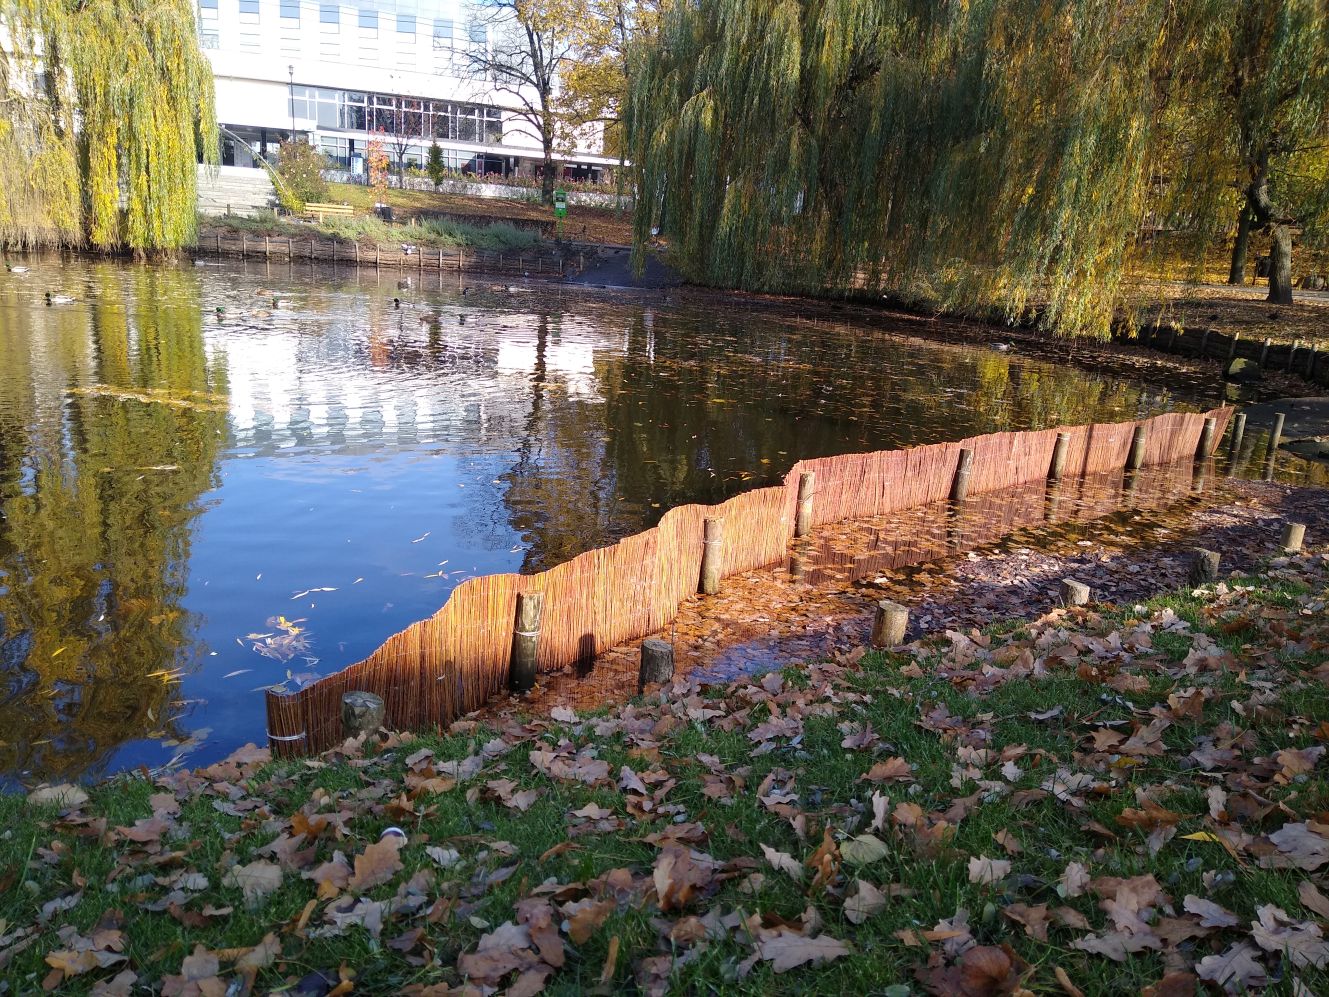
<box><xmin>1229</xmin><ymin>203</ymin><xmax>1252</xmax><ymax>285</ymax></box>
<box><xmin>1268</xmin><ymin>224</ymin><xmax>1293</xmax><ymax>305</ymax></box>
<box><xmin>542</xmin><ymin>145</ymin><xmax>555</xmax><ymax>205</ymax></box>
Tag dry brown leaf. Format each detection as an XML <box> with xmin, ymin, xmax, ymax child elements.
<box><xmin>1182</xmin><ymin>894</ymin><xmax>1240</xmax><ymax>928</ymax></box>
<box><xmin>754</xmin><ymin>928</ymin><xmax>850</xmax><ymax>973</ymax></box>
<box><xmin>1299</xmin><ymin>880</ymin><xmax>1329</xmax><ymax>920</ymax></box>
<box><xmin>843</xmin><ymin>880</ymin><xmax>887</xmax><ymax>925</ymax></box>
<box><xmin>1196</xmin><ymin>941</ymin><xmax>1268</xmax><ymax>990</ymax></box>
<box><xmin>967</xmin><ymin>855</ymin><xmax>1011</xmax><ymax>885</ymax></box>
<box><xmin>303</xmin><ymin>851</ymin><xmax>352</xmax><ymax>899</ymax></box>
<box><xmin>760</xmin><ymin>844</ymin><xmax>804</xmax><ymax>881</ymax></box>
<box><xmin>348</xmin><ymin>836</ymin><xmax>404</xmax><ymax>893</ymax></box>
<box><xmin>221</xmin><ymin>860</ymin><xmax>284</xmax><ymax>908</ymax></box>
<box><xmin>1249</xmin><ymin>904</ymin><xmax>1329</xmax><ymax>969</ymax></box>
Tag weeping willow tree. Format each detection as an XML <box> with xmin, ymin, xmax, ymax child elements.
<box><xmin>627</xmin><ymin>0</ymin><xmax>1319</xmax><ymax>337</ymax></box>
<box><xmin>0</xmin><ymin>0</ymin><xmax>217</xmax><ymax>252</ymax></box>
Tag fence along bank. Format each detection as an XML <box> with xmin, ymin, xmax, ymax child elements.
<box><xmin>265</xmin><ymin>406</ymin><xmax>1232</xmax><ymax>754</ymax></box>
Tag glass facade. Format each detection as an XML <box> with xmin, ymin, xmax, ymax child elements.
<box><xmin>289</xmin><ymin>86</ymin><xmax>503</xmax><ymax>145</ymax></box>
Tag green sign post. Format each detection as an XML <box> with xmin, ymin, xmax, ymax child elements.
<box><xmin>553</xmin><ymin>187</ymin><xmax>568</xmax><ymax>239</ymax></box>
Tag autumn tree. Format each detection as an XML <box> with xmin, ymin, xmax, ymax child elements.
<box><xmin>461</xmin><ymin>0</ymin><xmax>582</xmax><ymax>204</ymax></box>
<box><xmin>1208</xmin><ymin>2</ymin><xmax>1329</xmax><ymax>301</ymax></box>
<box><xmin>0</xmin><ymin>0</ymin><xmax>217</xmax><ymax>252</ymax></box>
<box><xmin>561</xmin><ymin>0</ymin><xmax>667</xmax><ymax>163</ymax></box>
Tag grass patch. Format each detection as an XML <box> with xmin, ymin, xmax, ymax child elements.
<box><xmin>3</xmin><ymin>552</ymin><xmax>1328</xmax><ymax>993</ymax></box>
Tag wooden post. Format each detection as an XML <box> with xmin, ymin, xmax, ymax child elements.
<box><xmin>1286</xmin><ymin>340</ymin><xmax>1301</xmax><ymax>372</ymax></box>
<box><xmin>509</xmin><ymin>592</ymin><xmax>544</xmax><ymax>693</ymax></box>
<box><xmin>870</xmin><ymin>600</ymin><xmax>909</xmax><ymax>648</ymax></box>
<box><xmin>241</xmin><ymin>235</ymin><xmax>246</xmax><ymax>259</ymax></box>
<box><xmin>1196</xmin><ymin>416</ymin><xmax>1217</xmax><ymax>459</ymax></box>
<box><xmin>1049</xmin><ymin>432</ymin><xmax>1070</xmax><ymax>481</ymax></box>
<box><xmin>264</xmin><ymin>235</ymin><xmax>270</xmax><ymax>258</ymax></box>
<box><xmin>1227</xmin><ymin>412</ymin><xmax>1246</xmax><ymax>460</ymax></box>
<box><xmin>1198</xmin><ymin>329</ymin><xmax>1210</xmax><ymax>357</ymax></box>
<box><xmin>355</xmin><ymin>242</ymin><xmax>360</xmax><ymax>266</ymax></box>
<box><xmin>288</xmin><ymin>237</ymin><xmax>293</xmax><ymax>262</ymax></box>
<box><xmin>1059</xmin><ymin>578</ymin><xmax>1091</xmax><ymax>606</ymax></box>
<box><xmin>1305</xmin><ymin>347</ymin><xmax>1318</xmax><ymax>379</ymax></box>
<box><xmin>1268</xmin><ymin>412</ymin><xmax>1285</xmax><ymax>458</ymax></box>
<box><xmin>310</xmin><ymin>239</ymin><xmax>315</xmax><ymax>262</ymax></box>
<box><xmin>1126</xmin><ymin>425</ymin><xmax>1147</xmax><ymax>471</ymax></box>
<box><xmin>216</xmin><ymin>232</ymin><xmax>221</xmax><ymax>256</ymax></box>
<box><xmin>342</xmin><ymin>691</ymin><xmax>385</xmax><ymax>737</ymax></box>
<box><xmin>375</xmin><ymin>245</ymin><xmax>380</xmax><ymax>269</ymax></box>
<box><xmin>638</xmin><ymin>639</ymin><xmax>675</xmax><ymax>693</ymax></box>
<box><xmin>950</xmin><ymin>447</ymin><xmax>974</xmax><ymax>502</ymax></box>
<box><xmin>1259</xmin><ymin>337</ymin><xmax>1272</xmax><ymax>367</ymax></box>
<box><xmin>1227</xmin><ymin>333</ymin><xmax>1240</xmax><ymax>361</ymax></box>
<box><xmin>699</xmin><ymin>518</ymin><xmax>723</xmax><ymax>595</ymax></box>
<box><xmin>795</xmin><ymin>472</ymin><xmax>815</xmax><ymax>537</ymax></box>
<box><xmin>1280</xmin><ymin>521</ymin><xmax>1307</xmax><ymax>553</ymax></box>
<box><xmin>1188</xmin><ymin>549</ymin><xmax>1221</xmax><ymax>586</ymax></box>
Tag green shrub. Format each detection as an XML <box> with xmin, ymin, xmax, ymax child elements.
<box><xmin>275</xmin><ymin>139</ymin><xmax>330</xmax><ymax>209</ymax></box>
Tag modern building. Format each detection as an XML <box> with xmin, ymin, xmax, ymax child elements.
<box><xmin>195</xmin><ymin>0</ymin><xmax>616</xmax><ymax>182</ymax></box>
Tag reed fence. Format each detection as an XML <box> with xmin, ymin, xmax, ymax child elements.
<box><xmin>265</xmin><ymin>406</ymin><xmax>1231</xmax><ymax>755</ymax></box>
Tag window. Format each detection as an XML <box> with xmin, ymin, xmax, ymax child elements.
<box><xmin>358</xmin><ymin>8</ymin><xmax>376</xmax><ymax>29</ymax></box>
<box><xmin>239</xmin><ymin>0</ymin><xmax>259</xmax><ymax>13</ymax></box>
<box><xmin>468</xmin><ymin>21</ymin><xmax>486</xmax><ymax>45</ymax></box>
<box><xmin>200</xmin><ymin>30</ymin><xmax>220</xmax><ymax>48</ymax></box>
<box><xmin>198</xmin><ymin>0</ymin><xmax>217</xmax><ymax>9</ymax></box>
<box><xmin>433</xmin><ymin>18</ymin><xmax>453</xmax><ymax>42</ymax></box>
<box><xmin>319</xmin><ymin>3</ymin><xmax>338</xmax><ymax>25</ymax></box>
<box><xmin>397</xmin><ymin>14</ymin><xmax>416</xmax><ymax>34</ymax></box>
<box><xmin>280</xmin><ymin>0</ymin><xmax>300</xmax><ymax>18</ymax></box>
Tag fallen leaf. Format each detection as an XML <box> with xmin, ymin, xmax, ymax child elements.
<box><xmin>348</xmin><ymin>837</ymin><xmax>404</xmax><ymax>893</ymax></box>
<box><xmin>760</xmin><ymin>844</ymin><xmax>805</xmax><ymax>881</ymax></box>
<box><xmin>843</xmin><ymin>880</ymin><xmax>887</xmax><ymax>924</ymax></box>
<box><xmin>967</xmin><ymin>855</ymin><xmax>1011</xmax><ymax>885</ymax></box>
<box><xmin>222</xmin><ymin>860</ymin><xmax>284</xmax><ymax>908</ymax></box>
<box><xmin>1183</xmin><ymin>894</ymin><xmax>1240</xmax><ymax>928</ymax></box>
<box><xmin>28</xmin><ymin>784</ymin><xmax>89</xmax><ymax>809</ymax></box>
<box><xmin>1196</xmin><ymin>941</ymin><xmax>1267</xmax><ymax>990</ymax></box>
<box><xmin>755</xmin><ymin>929</ymin><xmax>850</xmax><ymax>972</ymax></box>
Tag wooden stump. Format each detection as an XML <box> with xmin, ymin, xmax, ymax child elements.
<box><xmin>1281</xmin><ymin>522</ymin><xmax>1307</xmax><ymax>553</ymax></box>
<box><xmin>638</xmin><ymin>639</ymin><xmax>675</xmax><ymax>693</ymax></box>
<box><xmin>1049</xmin><ymin>432</ymin><xmax>1070</xmax><ymax>481</ymax></box>
<box><xmin>1059</xmin><ymin>578</ymin><xmax>1091</xmax><ymax>606</ymax></box>
<box><xmin>795</xmin><ymin>472</ymin><xmax>815</xmax><ymax>538</ymax></box>
<box><xmin>1189</xmin><ymin>549</ymin><xmax>1221</xmax><ymax>586</ymax></box>
<box><xmin>509</xmin><ymin>592</ymin><xmax>544</xmax><ymax>693</ymax></box>
<box><xmin>700</xmin><ymin>518</ymin><xmax>723</xmax><ymax>595</ymax></box>
<box><xmin>951</xmin><ymin>448</ymin><xmax>974</xmax><ymax>502</ymax></box>
<box><xmin>1227</xmin><ymin>412</ymin><xmax>1246</xmax><ymax>460</ymax></box>
<box><xmin>870</xmin><ymin>600</ymin><xmax>909</xmax><ymax>648</ymax></box>
<box><xmin>342</xmin><ymin>691</ymin><xmax>385</xmax><ymax>737</ymax></box>
<box><xmin>1126</xmin><ymin>425</ymin><xmax>1147</xmax><ymax>471</ymax></box>
<box><xmin>1196</xmin><ymin>416</ymin><xmax>1217</xmax><ymax>459</ymax></box>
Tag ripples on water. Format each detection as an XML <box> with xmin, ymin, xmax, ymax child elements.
<box><xmin>0</xmin><ymin>257</ymin><xmax>1298</xmax><ymax>784</ymax></box>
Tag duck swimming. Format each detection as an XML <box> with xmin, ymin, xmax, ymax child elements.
<box><xmin>7</xmin><ymin>264</ymin><xmax>29</xmax><ymax>274</ymax></box>
<box><xmin>45</xmin><ymin>292</ymin><xmax>75</xmax><ymax>305</ymax></box>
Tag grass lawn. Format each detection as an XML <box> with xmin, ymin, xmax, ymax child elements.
<box><xmin>3</xmin><ymin>549</ymin><xmax>1328</xmax><ymax>994</ymax></box>
<box><xmin>324</xmin><ymin>183</ymin><xmax>634</xmax><ymax>247</ymax></box>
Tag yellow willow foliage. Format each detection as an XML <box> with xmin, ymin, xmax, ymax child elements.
<box><xmin>0</xmin><ymin>0</ymin><xmax>217</xmax><ymax>252</ymax></box>
<box><xmin>626</xmin><ymin>0</ymin><xmax>1235</xmax><ymax>338</ymax></box>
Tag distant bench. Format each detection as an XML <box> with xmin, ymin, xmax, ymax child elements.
<box><xmin>303</xmin><ymin>202</ymin><xmax>355</xmax><ymax>222</ymax></box>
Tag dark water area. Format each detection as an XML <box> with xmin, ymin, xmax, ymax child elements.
<box><xmin>0</xmin><ymin>256</ymin><xmax>1294</xmax><ymax>785</ymax></box>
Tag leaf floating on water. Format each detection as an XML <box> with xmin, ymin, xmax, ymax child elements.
<box><xmin>291</xmin><ymin>587</ymin><xmax>337</xmax><ymax>600</ymax></box>
<box><xmin>410</xmin><ymin>532</ymin><xmax>431</xmax><ymax>543</ymax></box>
<box><xmin>221</xmin><ymin>669</ymin><xmax>251</xmax><ymax>679</ymax></box>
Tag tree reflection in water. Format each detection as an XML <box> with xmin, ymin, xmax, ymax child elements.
<box><xmin>0</xmin><ymin>265</ymin><xmax>225</xmax><ymax>783</ymax></box>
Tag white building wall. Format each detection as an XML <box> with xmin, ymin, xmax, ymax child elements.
<box><xmin>196</xmin><ymin>0</ymin><xmax>613</xmax><ymax>174</ymax></box>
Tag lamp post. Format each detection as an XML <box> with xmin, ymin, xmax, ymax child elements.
<box><xmin>288</xmin><ymin>64</ymin><xmax>295</xmax><ymax>140</ymax></box>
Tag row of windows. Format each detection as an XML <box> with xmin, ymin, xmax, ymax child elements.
<box><xmin>318</xmin><ymin>135</ymin><xmax>506</xmax><ymax>175</ymax></box>
<box><xmin>197</xmin><ymin>0</ymin><xmax>485</xmax><ymax>42</ymax></box>
<box><xmin>290</xmin><ymin>87</ymin><xmax>504</xmax><ymax>144</ymax></box>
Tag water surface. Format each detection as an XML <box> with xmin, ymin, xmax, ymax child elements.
<box><xmin>0</xmin><ymin>258</ymin><xmax>1227</xmax><ymax>782</ymax></box>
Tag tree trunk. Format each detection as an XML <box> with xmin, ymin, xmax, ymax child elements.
<box><xmin>541</xmin><ymin>149</ymin><xmax>555</xmax><ymax>205</ymax></box>
<box><xmin>1268</xmin><ymin>224</ymin><xmax>1293</xmax><ymax>305</ymax></box>
<box><xmin>1229</xmin><ymin>203</ymin><xmax>1252</xmax><ymax>285</ymax></box>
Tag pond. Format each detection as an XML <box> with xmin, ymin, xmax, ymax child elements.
<box><xmin>0</xmin><ymin>258</ymin><xmax>1229</xmax><ymax>784</ymax></box>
